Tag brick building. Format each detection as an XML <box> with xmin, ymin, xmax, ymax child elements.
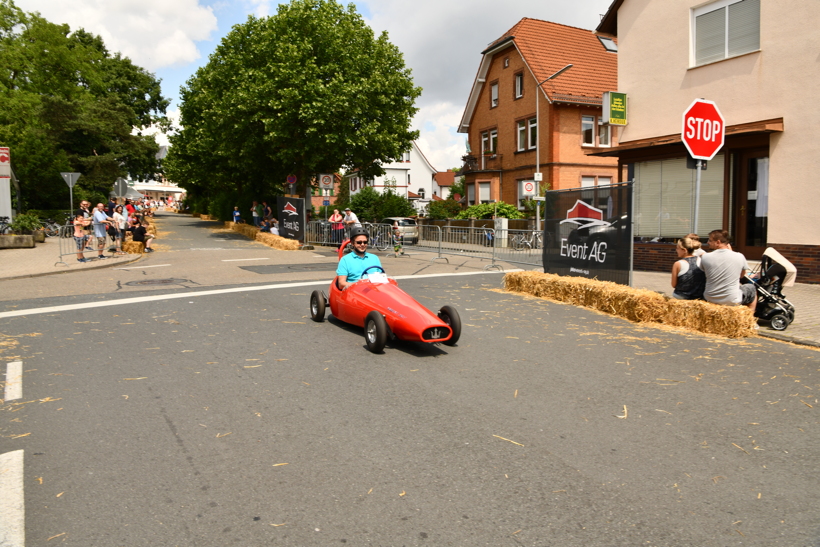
<box><xmin>458</xmin><ymin>18</ymin><xmax>621</xmax><ymax>209</ymax></box>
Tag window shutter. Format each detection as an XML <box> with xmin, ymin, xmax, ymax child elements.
<box><xmin>728</xmin><ymin>0</ymin><xmax>760</xmax><ymax>57</ymax></box>
<box><xmin>479</xmin><ymin>183</ymin><xmax>490</xmax><ymax>202</ymax></box>
<box><xmin>695</xmin><ymin>7</ymin><xmax>726</xmax><ymax>65</ymax></box>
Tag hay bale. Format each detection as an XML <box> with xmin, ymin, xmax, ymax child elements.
<box><xmin>122</xmin><ymin>241</ymin><xmax>145</xmax><ymax>254</ymax></box>
<box><xmin>503</xmin><ymin>271</ymin><xmax>756</xmax><ymax>338</ymax></box>
<box><xmin>192</xmin><ymin>213</ymin><xmax>201</xmax><ymax>218</ymax></box>
<box><xmin>232</xmin><ymin>222</ymin><xmax>260</xmax><ymax>240</ymax></box>
<box><xmin>256</xmin><ymin>231</ymin><xmax>301</xmax><ymax>250</ymax></box>
<box><xmin>200</xmin><ymin>214</ymin><xmax>211</xmax><ymax>221</ymax></box>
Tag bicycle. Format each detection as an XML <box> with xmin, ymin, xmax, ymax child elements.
<box><xmin>40</xmin><ymin>218</ymin><xmax>61</xmax><ymax>237</ymax></box>
<box><xmin>363</xmin><ymin>222</ymin><xmax>390</xmax><ymax>251</ymax></box>
<box><xmin>510</xmin><ymin>231</ymin><xmax>542</xmax><ymax>250</ymax></box>
<box><xmin>0</xmin><ymin>216</ymin><xmax>9</xmax><ymax>235</ymax></box>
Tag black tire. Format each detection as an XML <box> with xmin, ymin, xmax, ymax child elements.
<box><xmin>310</xmin><ymin>290</ymin><xmax>325</xmax><ymax>322</ymax></box>
<box><xmin>769</xmin><ymin>314</ymin><xmax>789</xmax><ymax>331</ymax></box>
<box><xmin>364</xmin><ymin>311</ymin><xmax>388</xmax><ymax>353</ymax></box>
<box><xmin>438</xmin><ymin>305</ymin><xmax>461</xmax><ymax>346</ymax></box>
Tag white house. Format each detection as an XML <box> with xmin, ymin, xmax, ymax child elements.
<box><xmin>346</xmin><ymin>141</ymin><xmax>438</xmax><ymax>214</ymax></box>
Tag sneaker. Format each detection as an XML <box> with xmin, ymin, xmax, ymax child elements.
<box><xmin>77</xmin><ymin>258</ymin><xmax>87</xmax><ymax>263</ymax></box>
<box><xmin>145</xmin><ymin>248</ymin><xmax>154</xmax><ymax>253</ymax></box>
<box><xmin>98</xmin><ymin>255</ymin><xmax>107</xmax><ymax>260</ymax></box>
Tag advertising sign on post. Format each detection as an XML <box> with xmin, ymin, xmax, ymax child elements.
<box><xmin>603</xmin><ymin>92</ymin><xmax>628</xmax><ymax>126</ymax></box>
<box><xmin>0</xmin><ymin>147</ymin><xmax>10</xmax><ymax>219</ymax></box>
<box><xmin>542</xmin><ymin>182</ymin><xmax>633</xmax><ymax>285</ymax></box>
<box><xmin>277</xmin><ymin>196</ymin><xmax>305</xmax><ymax>242</ymax></box>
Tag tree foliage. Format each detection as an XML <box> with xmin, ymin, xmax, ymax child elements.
<box><xmin>456</xmin><ymin>202</ymin><xmax>524</xmax><ymax>220</ymax></box>
<box><xmin>165</xmin><ymin>0</ymin><xmax>421</xmax><ymax>213</ymax></box>
<box><xmin>345</xmin><ymin>187</ymin><xmax>416</xmax><ymax>222</ymax></box>
<box><xmin>426</xmin><ymin>198</ymin><xmax>463</xmax><ymax>220</ymax></box>
<box><xmin>0</xmin><ymin>0</ymin><xmax>168</xmax><ymax>210</ymax></box>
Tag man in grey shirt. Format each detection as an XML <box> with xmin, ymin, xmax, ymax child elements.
<box><xmin>701</xmin><ymin>229</ymin><xmax>756</xmax><ymax>311</ymax></box>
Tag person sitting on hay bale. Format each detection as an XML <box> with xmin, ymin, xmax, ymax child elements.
<box><xmin>127</xmin><ymin>219</ymin><xmax>155</xmax><ymax>253</ymax></box>
<box><xmin>701</xmin><ymin>229</ymin><xmax>756</xmax><ymax>312</ymax></box>
<box><xmin>671</xmin><ymin>236</ymin><xmax>705</xmax><ymax>300</ymax></box>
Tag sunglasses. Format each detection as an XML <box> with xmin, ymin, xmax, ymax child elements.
<box><xmin>353</xmin><ymin>240</ymin><xmax>368</xmax><ymax>245</ymax></box>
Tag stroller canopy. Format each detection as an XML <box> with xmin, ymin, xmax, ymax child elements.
<box><xmin>763</xmin><ymin>247</ymin><xmax>797</xmax><ymax>287</ymax></box>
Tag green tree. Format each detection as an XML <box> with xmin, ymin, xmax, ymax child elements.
<box><xmin>456</xmin><ymin>202</ymin><xmax>524</xmax><ymax>220</ymax></box>
<box><xmin>0</xmin><ymin>0</ymin><xmax>168</xmax><ymax>210</ymax></box>
<box><xmin>426</xmin><ymin>199</ymin><xmax>462</xmax><ymax>220</ymax></box>
<box><xmin>165</xmin><ymin>0</ymin><xmax>421</xmax><ymax>212</ymax></box>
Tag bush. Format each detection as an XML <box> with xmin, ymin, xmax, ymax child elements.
<box><xmin>456</xmin><ymin>202</ymin><xmax>523</xmax><ymax>220</ymax></box>
<box><xmin>426</xmin><ymin>199</ymin><xmax>462</xmax><ymax>220</ymax></box>
<box><xmin>9</xmin><ymin>213</ymin><xmax>43</xmax><ymax>233</ymax></box>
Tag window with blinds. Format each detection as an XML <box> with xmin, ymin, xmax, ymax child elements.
<box><xmin>694</xmin><ymin>0</ymin><xmax>759</xmax><ymax>66</ymax></box>
<box><xmin>633</xmin><ymin>155</ymin><xmax>725</xmax><ymax>238</ymax></box>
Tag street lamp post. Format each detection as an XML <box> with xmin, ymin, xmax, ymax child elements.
<box><xmin>534</xmin><ymin>64</ymin><xmax>572</xmax><ymax>232</ymax></box>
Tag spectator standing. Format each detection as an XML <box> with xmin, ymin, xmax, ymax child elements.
<box><xmin>343</xmin><ymin>207</ymin><xmax>361</xmax><ymax>229</ymax></box>
<box><xmin>107</xmin><ymin>197</ymin><xmax>117</xmax><ymax>216</ymax></box>
<box><xmin>263</xmin><ymin>201</ymin><xmax>272</xmax><ymax>221</ymax></box>
<box><xmin>232</xmin><ymin>207</ymin><xmax>242</xmax><ymax>223</ymax></box>
<box><xmin>392</xmin><ymin>221</ymin><xmax>404</xmax><ymax>258</ymax></box>
<box><xmin>671</xmin><ymin>236</ymin><xmax>705</xmax><ymax>300</ymax></box>
<box><xmin>701</xmin><ymin>230</ymin><xmax>756</xmax><ymax>311</ymax></box>
<box><xmin>251</xmin><ymin>201</ymin><xmax>263</xmax><ymax>227</ymax></box>
<box><xmin>329</xmin><ymin>208</ymin><xmax>344</xmax><ymax>247</ymax></box>
<box><xmin>74</xmin><ymin>201</ymin><xmax>93</xmax><ymax>250</ymax></box>
<box><xmin>112</xmin><ymin>205</ymin><xmax>128</xmax><ymax>255</ymax></box>
<box><xmin>91</xmin><ymin>203</ymin><xmax>113</xmax><ymax>260</ymax></box>
<box><xmin>73</xmin><ymin>214</ymin><xmax>91</xmax><ymax>262</ymax></box>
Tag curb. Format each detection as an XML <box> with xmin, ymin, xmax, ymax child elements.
<box><xmin>0</xmin><ymin>254</ymin><xmax>144</xmax><ymax>282</ymax></box>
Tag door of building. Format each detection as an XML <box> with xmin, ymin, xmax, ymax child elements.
<box><xmin>731</xmin><ymin>148</ymin><xmax>768</xmax><ymax>260</ymax></box>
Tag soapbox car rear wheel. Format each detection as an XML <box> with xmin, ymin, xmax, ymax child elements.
<box><xmin>438</xmin><ymin>305</ymin><xmax>461</xmax><ymax>346</ymax></box>
<box><xmin>769</xmin><ymin>313</ymin><xmax>789</xmax><ymax>331</ymax></box>
<box><xmin>364</xmin><ymin>311</ymin><xmax>388</xmax><ymax>353</ymax></box>
<box><xmin>310</xmin><ymin>290</ymin><xmax>326</xmax><ymax>322</ymax></box>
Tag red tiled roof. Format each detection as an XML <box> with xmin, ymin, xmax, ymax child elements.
<box><xmin>432</xmin><ymin>194</ymin><xmax>444</xmax><ymax>201</ymax></box>
<box><xmin>434</xmin><ymin>171</ymin><xmax>455</xmax><ymax>186</ymax></box>
<box><xmin>491</xmin><ymin>18</ymin><xmax>617</xmax><ymax>105</ymax></box>
<box><xmin>408</xmin><ymin>191</ymin><xmax>420</xmax><ymax>199</ymax></box>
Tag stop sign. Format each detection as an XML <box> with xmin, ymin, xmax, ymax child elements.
<box><xmin>681</xmin><ymin>99</ymin><xmax>725</xmax><ymax>161</ymax></box>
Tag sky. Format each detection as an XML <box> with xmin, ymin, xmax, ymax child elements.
<box><xmin>19</xmin><ymin>0</ymin><xmax>614</xmax><ymax>171</ymax></box>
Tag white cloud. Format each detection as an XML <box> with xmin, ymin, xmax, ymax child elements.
<box><xmin>19</xmin><ymin>0</ymin><xmax>218</xmax><ymax>70</ymax></box>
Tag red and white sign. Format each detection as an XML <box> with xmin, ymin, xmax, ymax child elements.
<box><xmin>681</xmin><ymin>99</ymin><xmax>725</xmax><ymax>161</ymax></box>
<box><xmin>0</xmin><ymin>147</ymin><xmax>9</xmax><ymax>179</ymax></box>
<box><xmin>319</xmin><ymin>174</ymin><xmax>334</xmax><ymax>189</ymax></box>
<box><xmin>522</xmin><ymin>181</ymin><xmax>535</xmax><ymax>196</ymax></box>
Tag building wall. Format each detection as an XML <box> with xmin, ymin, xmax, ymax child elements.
<box><xmin>465</xmin><ymin>45</ymin><xmax>621</xmax><ymax>204</ymax></box>
<box><xmin>615</xmin><ymin>0</ymin><xmax>820</xmax><ymax>246</ymax></box>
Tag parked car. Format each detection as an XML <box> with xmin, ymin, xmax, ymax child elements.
<box><xmin>380</xmin><ymin>217</ymin><xmax>419</xmax><ymax>244</ymax></box>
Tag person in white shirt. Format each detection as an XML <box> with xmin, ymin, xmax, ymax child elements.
<box><xmin>701</xmin><ymin>230</ymin><xmax>756</xmax><ymax>311</ymax></box>
<box><xmin>343</xmin><ymin>208</ymin><xmax>361</xmax><ymax>229</ymax></box>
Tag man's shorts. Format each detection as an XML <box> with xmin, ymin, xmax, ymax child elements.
<box><xmin>740</xmin><ymin>283</ymin><xmax>756</xmax><ymax>305</ymax></box>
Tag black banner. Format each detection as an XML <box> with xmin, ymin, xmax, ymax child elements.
<box><xmin>277</xmin><ymin>196</ymin><xmax>305</xmax><ymax>242</ymax></box>
<box><xmin>542</xmin><ymin>182</ymin><xmax>633</xmax><ymax>285</ymax></box>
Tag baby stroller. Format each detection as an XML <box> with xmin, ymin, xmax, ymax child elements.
<box><xmin>745</xmin><ymin>247</ymin><xmax>797</xmax><ymax>331</ymax></box>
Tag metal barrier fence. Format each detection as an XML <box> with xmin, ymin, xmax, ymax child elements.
<box><xmin>55</xmin><ymin>221</ymin><xmax>121</xmax><ymax>265</ymax></box>
<box><xmin>304</xmin><ymin>220</ymin><xmax>546</xmax><ymax>271</ymax></box>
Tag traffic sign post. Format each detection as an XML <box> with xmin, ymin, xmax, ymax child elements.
<box><xmin>61</xmin><ymin>172</ymin><xmax>81</xmax><ymax>212</ymax></box>
<box><xmin>682</xmin><ymin>99</ymin><xmax>725</xmax><ymax>233</ymax></box>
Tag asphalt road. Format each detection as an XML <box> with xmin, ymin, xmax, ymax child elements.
<box><xmin>1</xmin><ymin>215</ymin><xmax>819</xmax><ymax>546</ymax></box>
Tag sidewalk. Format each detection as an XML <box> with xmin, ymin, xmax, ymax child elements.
<box><xmin>2</xmin><ymin>219</ymin><xmax>817</xmax><ymax>347</ymax></box>
<box><xmin>0</xmin><ymin>235</ymin><xmax>141</xmax><ymax>279</ymax></box>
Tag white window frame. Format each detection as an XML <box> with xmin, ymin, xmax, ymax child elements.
<box><xmin>514</xmin><ymin>73</ymin><xmax>523</xmax><ymax>99</ymax></box>
<box><xmin>490</xmin><ymin>82</ymin><xmax>498</xmax><ymax>108</ymax></box>
<box><xmin>582</xmin><ymin>116</ymin><xmax>611</xmax><ymax>148</ymax></box>
<box><xmin>528</xmin><ymin>118</ymin><xmax>537</xmax><ymax>150</ymax></box>
<box><xmin>517</xmin><ymin>121</ymin><xmax>527</xmax><ymax>151</ymax></box>
<box><xmin>692</xmin><ymin>0</ymin><xmax>760</xmax><ymax>67</ymax></box>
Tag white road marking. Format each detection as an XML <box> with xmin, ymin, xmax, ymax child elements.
<box><xmin>0</xmin><ymin>450</ymin><xmax>24</xmax><ymax>547</ymax></box>
<box><xmin>114</xmin><ymin>264</ymin><xmax>171</xmax><ymax>270</ymax></box>
<box><xmin>0</xmin><ymin>270</ymin><xmax>513</xmax><ymax>319</ymax></box>
<box><xmin>4</xmin><ymin>361</ymin><xmax>22</xmax><ymax>401</ymax></box>
<box><xmin>221</xmin><ymin>258</ymin><xmax>271</xmax><ymax>262</ymax></box>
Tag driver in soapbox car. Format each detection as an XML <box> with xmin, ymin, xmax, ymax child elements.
<box><xmin>310</xmin><ymin>227</ymin><xmax>461</xmax><ymax>353</ymax></box>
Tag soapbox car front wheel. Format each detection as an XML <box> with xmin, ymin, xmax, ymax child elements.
<box><xmin>310</xmin><ymin>290</ymin><xmax>326</xmax><ymax>322</ymax></box>
<box><xmin>769</xmin><ymin>313</ymin><xmax>789</xmax><ymax>331</ymax></box>
<box><xmin>364</xmin><ymin>311</ymin><xmax>388</xmax><ymax>353</ymax></box>
<box><xmin>438</xmin><ymin>305</ymin><xmax>461</xmax><ymax>346</ymax></box>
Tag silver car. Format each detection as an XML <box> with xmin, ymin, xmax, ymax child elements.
<box><xmin>381</xmin><ymin>217</ymin><xmax>419</xmax><ymax>244</ymax></box>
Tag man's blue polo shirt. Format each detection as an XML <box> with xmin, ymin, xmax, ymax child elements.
<box><xmin>337</xmin><ymin>252</ymin><xmax>383</xmax><ymax>283</ymax></box>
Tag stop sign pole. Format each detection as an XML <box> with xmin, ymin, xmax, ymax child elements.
<box><xmin>681</xmin><ymin>99</ymin><xmax>725</xmax><ymax>234</ymax></box>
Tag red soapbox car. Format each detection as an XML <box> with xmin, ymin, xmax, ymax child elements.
<box><xmin>309</xmin><ymin>242</ymin><xmax>461</xmax><ymax>353</ymax></box>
